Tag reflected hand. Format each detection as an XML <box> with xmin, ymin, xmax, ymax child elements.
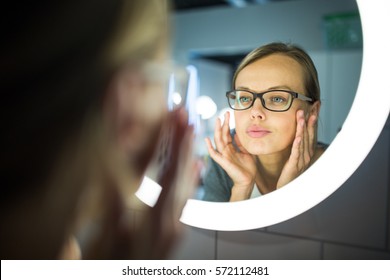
<box><xmin>277</xmin><ymin>109</ymin><xmax>317</xmax><ymax>189</ymax></box>
<box><xmin>205</xmin><ymin>111</ymin><xmax>257</xmax><ymax>201</ymax></box>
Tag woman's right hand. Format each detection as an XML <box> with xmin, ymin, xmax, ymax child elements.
<box><xmin>82</xmin><ymin>108</ymin><xmax>198</xmax><ymax>259</ymax></box>
<box><xmin>205</xmin><ymin>111</ymin><xmax>257</xmax><ymax>201</ymax></box>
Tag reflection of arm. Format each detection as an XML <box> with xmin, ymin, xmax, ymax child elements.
<box><xmin>202</xmin><ymin>156</ymin><xmax>233</xmax><ymax>202</ymax></box>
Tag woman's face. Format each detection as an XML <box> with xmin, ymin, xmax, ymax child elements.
<box><xmin>106</xmin><ymin>40</ymin><xmax>169</xmax><ymax>160</ymax></box>
<box><xmin>234</xmin><ymin>54</ymin><xmax>310</xmax><ymax>156</ymax></box>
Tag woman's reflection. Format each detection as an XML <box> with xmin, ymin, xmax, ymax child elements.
<box><xmin>202</xmin><ymin>42</ymin><xmax>327</xmax><ymax>202</ymax></box>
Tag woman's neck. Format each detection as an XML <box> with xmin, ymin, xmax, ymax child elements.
<box><xmin>255</xmin><ymin>147</ymin><xmax>291</xmax><ymax>194</ymax></box>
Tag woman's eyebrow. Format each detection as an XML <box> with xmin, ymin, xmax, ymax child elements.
<box><xmin>235</xmin><ymin>86</ymin><xmax>252</xmax><ymax>90</ymax></box>
<box><xmin>267</xmin><ymin>85</ymin><xmax>294</xmax><ymax>91</ymax></box>
<box><xmin>235</xmin><ymin>85</ymin><xmax>295</xmax><ymax>91</ymax></box>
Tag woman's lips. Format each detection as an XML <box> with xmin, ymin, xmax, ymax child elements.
<box><xmin>246</xmin><ymin>126</ymin><xmax>271</xmax><ymax>138</ymax></box>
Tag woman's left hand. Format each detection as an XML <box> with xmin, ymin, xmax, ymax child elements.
<box><xmin>276</xmin><ymin>110</ymin><xmax>317</xmax><ymax>189</ymax></box>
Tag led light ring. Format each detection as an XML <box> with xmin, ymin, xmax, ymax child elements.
<box><xmin>180</xmin><ymin>0</ymin><xmax>390</xmax><ymax>231</ymax></box>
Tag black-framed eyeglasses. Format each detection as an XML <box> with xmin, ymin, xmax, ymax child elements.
<box><xmin>226</xmin><ymin>89</ymin><xmax>313</xmax><ymax>112</ymax></box>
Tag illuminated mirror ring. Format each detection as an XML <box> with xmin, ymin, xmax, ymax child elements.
<box><xmin>180</xmin><ymin>0</ymin><xmax>390</xmax><ymax>231</ymax></box>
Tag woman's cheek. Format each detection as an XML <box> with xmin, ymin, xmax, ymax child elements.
<box><xmin>234</xmin><ymin>114</ymin><xmax>248</xmax><ymax>142</ymax></box>
<box><xmin>140</xmin><ymin>84</ymin><xmax>168</xmax><ymax>124</ymax></box>
<box><xmin>289</xmin><ymin>118</ymin><xmax>298</xmax><ymax>142</ymax></box>
<box><xmin>276</xmin><ymin>115</ymin><xmax>297</xmax><ymax>146</ymax></box>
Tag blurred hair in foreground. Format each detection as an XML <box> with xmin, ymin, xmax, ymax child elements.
<box><xmin>1</xmin><ymin>0</ymin><xmax>197</xmax><ymax>259</ymax></box>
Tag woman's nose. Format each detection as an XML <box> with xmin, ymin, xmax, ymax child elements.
<box><xmin>250</xmin><ymin>98</ymin><xmax>266</xmax><ymax>120</ymax></box>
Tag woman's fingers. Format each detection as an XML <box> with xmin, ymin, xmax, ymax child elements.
<box><xmin>292</xmin><ymin>136</ymin><xmax>302</xmax><ymax>164</ymax></box>
<box><xmin>307</xmin><ymin>114</ymin><xmax>317</xmax><ymax>157</ymax></box>
<box><xmin>214</xmin><ymin>112</ymin><xmax>232</xmax><ymax>153</ymax></box>
<box><xmin>222</xmin><ymin>111</ymin><xmax>232</xmax><ymax>144</ymax></box>
<box><xmin>205</xmin><ymin>137</ymin><xmax>227</xmax><ymax>164</ymax></box>
<box><xmin>277</xmin><ymin>110</ymin><xmax>318</xmax><ymax>189</ymax></box>
<box><xmin>302</xmin><ymin>115</ymin><xmax>310</xmax><ymax>164</ymax></box>
<box><xmin>295</xmin><ymin>110</ymin><xmax>305</xmax><ymax>158</ymax></box>
<box><xmin>295</xmin><ymin>110</ymin><xmax>310</xmax><ymax>169</ymax></box>
<box><xmin>205</xmin><ymin>137</ymin><xmax>217</xmax><ymax>157</ymax></box>
<box><xmin>213</xmin><ymin>117</ymin><xmax>224</xmax><ymax>152</ymax></box>
<box><xmin>301</xmin><ymin>112</ymin><xmax>317</xmax><ymax>164</ymax></box>
<box><xmin>295</xmin><ymin>110</ymin><xmax>304</xmax><ymax>138</ymax></box>
<box><xmin>149</xmin><ymin>109</ymin><xmax>198</xmax><ymax>258</ymax></box>
<box><xmin>205</xmin><ymin>137</ymin><xmax>233</xmax><ymax>173</ymax></box>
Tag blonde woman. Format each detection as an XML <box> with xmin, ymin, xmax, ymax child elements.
<box><xmin>203</xmin><ymin>43</ymin><xmax>326</xmax><ymax>202</ymax></box>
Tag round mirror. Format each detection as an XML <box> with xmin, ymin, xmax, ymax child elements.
<box><xmin>177</xmin><ymin>0</ymin><xmax>390</xmax><ymax>230</ymax></box>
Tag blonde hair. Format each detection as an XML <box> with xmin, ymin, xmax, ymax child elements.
<box><xmin>233</xmin><ymin>42</ymin><xmax>320</xmax><ymax>102</ymax></box>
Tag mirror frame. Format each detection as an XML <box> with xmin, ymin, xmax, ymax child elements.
<box><xmin>180</xmin><ymin>0</ymin><xmax>390</xmax><ymax>231</ymax></box>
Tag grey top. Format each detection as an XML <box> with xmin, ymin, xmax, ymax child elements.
<box><xmin>201</xmin><ymin>130</ymin><xmax>237</xmax><ymax>202</ymax></box>
<box><xmin>202</xmin><ymin>155</ymin><xmax>234</xmax><ymax>202</ymax></box>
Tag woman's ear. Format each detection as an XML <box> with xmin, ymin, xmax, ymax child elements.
<box><xmin>310</xmin><ymin>100</ymin><xmax>321</xmax><ymax>117</ymax></box>
<box><xmin>304</xmin><ymin>100</ymin><xmax>320</xmax><ymax>121</ymax></box>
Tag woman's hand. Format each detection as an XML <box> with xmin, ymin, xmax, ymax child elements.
<box><xmin>205</xmin><ymin>111</ymin><xmax>257</xmax><ymax>201</ymax></box>
<box><xmin>146</xmin><ymin>107</ymin><xmax>199</xmax><ymax>258</ymax></box>
<box><xmin>276</xmin><ymin>109</ymin><xmax>317</xmax><ymax>189</ymax></box>
<box><xmin>83</xmin><ymin>108</ymin><xmax>198</xmax><ymax>259</ymax></box>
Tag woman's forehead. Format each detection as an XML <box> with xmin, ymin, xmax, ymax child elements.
<box><xmin>235</xmin><ymin>54</ymin><xmax>305</xmax><ymax>93</ymax></box>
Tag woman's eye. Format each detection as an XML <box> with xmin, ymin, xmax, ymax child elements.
<box><xmin>239</xmin><ymin>96</ymin><xmax>252</xmax><ymax>103</ymax></box>
<box><xmin>271</xmin><ymin>96</ymin><xmax>286</xmax><ymax>103</ymax></box>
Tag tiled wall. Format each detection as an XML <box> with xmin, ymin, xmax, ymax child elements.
<box><xmin>170</xmin><ymin>115</ymin><xmax>390</xmax><ymax>260</ymax></box>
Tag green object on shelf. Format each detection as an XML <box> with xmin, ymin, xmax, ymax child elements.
<box><xmin>323</xmin><ymin>12</ymin><xmax>363</xmax><ymax>50</ymax></box>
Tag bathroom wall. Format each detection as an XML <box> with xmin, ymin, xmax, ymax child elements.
<box><xmin>168</xmin><ymin>0</ymin><xmax>390</xmax><ymax>259</ymax></box>
<box><xmin>172</xmin><ymin>0</ymin><xmax>363</xmax><ymax>146</ymax></box>
<box><xmin>172</xmin><ymin>0</ymin><xmax>361</xmax><ymax>63</ymax></box>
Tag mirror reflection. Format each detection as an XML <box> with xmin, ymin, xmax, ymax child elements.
<box><xmin>172</xmin><ymin>0</ymin><xmax>363</xmax><ymax>202</ymax></box>
<box><xmin>203</xmin><ymin>42</ymin><xmax>325</xmax><ymax>201</ymax></box>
